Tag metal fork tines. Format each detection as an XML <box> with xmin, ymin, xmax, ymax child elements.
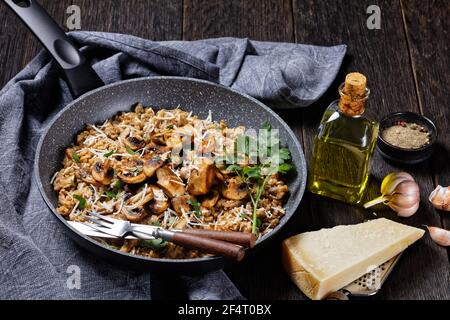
<box><xmin>82</xmin><ymin>212</ymin><xmax>246</xmax><ymax>261</ymax></box>
<box><xmin>84</xmin><ymin>212</ymin><xmax>142</xmax><ymax>238</ymax></box>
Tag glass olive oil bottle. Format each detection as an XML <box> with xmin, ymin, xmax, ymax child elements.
<box><xmin>308</xmin><ymin>73</ymin><xmax>379</xmax><ymax>204</ymax></box>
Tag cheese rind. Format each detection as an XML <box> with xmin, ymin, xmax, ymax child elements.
<box><xmin>282</xmin><ymin>218</ymin><xmax>424</xmax><ymax>300</ymax></box>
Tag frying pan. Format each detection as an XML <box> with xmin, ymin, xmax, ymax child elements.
<box><xmin>4</xmin><ymin>0</ymin><xmax>307</xmax><ymax>274</ymax></box>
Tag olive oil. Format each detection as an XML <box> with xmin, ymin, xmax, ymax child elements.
<box><xmin>308</xmin><ymin>73</ymin><xmax>379</xmax><ymax>204</ymax></box>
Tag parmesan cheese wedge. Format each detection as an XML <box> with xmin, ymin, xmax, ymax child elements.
<box><xmin>282</xmin><ymin>218</ymin><xmax>424</xmax><ymax>300</ymax></box>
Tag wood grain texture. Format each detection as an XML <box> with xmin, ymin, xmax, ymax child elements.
<box><xmin>401</xmin><ymin>0</ymin><xmax>450</xmax><ymax>242</ymax></box>
<box><xmin>183</xmin><ymin>0</ymin><xmax>294</xmax><ymax>41</ymax></box>
<box><xmin>0</xmin><ymin>0</ymin><xmax>182</xmax><ymax>87</ymax></box>
<box><xmin>0</xmin><ymin>0</ymin><xmax>448</xmax><ymax>300</ymax></box>
<box><xmin>292</xmin><ymin>0</ymin><xmax>449</xmax><ymax>299</ymax></box>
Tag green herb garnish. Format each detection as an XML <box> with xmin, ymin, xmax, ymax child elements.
<box><xmin>255</xmin><ymin>217</ymin><xmax>263</xmax><ymax>229</ymax></box>
<box><xmin>114</xmin><ymin>180</ymin><xmax>123</xmax><ymax>190</ymax></box>
<box><xmin>105</xmin><ymin>191</ymin><xmax>117</xmax><ymax>199</ymax></box>
<box><xmin>104</xmin><ymin>150</ymin><xmax>116</xmax><ymax>158</ymax></box>
<box><xmin>167</xmin><ymin>125</ymin><xmax>174</xmax><ymax>130</ymax></box>
<box><xmin>187</xmin><ymin>199</ymin><xmax>202</xmax><ymax>218</ymax></box>
<box><xmin>72</xmin><ymin>152</ymin><xmax>81</xmax><ymax>163</ymax></box>
<box><xmin>229</xmin><ymin>122</ymin><xmax>295</xmax><ymax>234</ymax></box>
<box><xmin>73</xmin><ymin>195</ymin><xmax>87</xmax><ymax>209</ymax></box>
<box><xmin>139</xmin><ymin>239</ymin><xmax>167</xmax><ymax>251</ymax></box>
<box><xmin>125</xmin><ymin>146</ymin><xmax>137</xmax><ymax>155</ymax></box>
<box><xmin>106</xmin><ymin>180</ymin><xmax>123</xmax><ymax>199</ymax></box>
<box><xmin>261</xmin><ymin>121</ymin><xmax>272</xmax><ymax>131</ymax></box>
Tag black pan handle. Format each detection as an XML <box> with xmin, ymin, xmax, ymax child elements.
<box><xmin>3</xmin><ymin>0</ymin><xmax>104</xmax><ymax>98</ymax></box>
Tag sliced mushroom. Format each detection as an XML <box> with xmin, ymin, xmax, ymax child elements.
<box><xmin>147</xmin><ymin>143</ymin><xmax>171</xmax><ymax>156</ymax></box>
<box><xmin>187</xmin><ymin>158</ymin><xmax>216</xmax><ymax>196</ymax></box>
<box><xmin>121</xmin><ymin>207</ymin><xmax>148</xmax><ymax>223</ymax></box>
<box><xmin>117</xmin><ymin>157</ymin><xmax>147</xmax><ymax>184</ymax></box>
<box><xmin>220</xmin><ymin>177</ymin><xmax>248</xmax><ymax>200</ymax></box>
<box><xmin>147</xmin><ymin>185</ymin><xmax>170</xmax><ymax>214</ymax></box>
<box><xmin>201</xmin><ymin>189</ymin><xmax>220</xmax><ymax>208</ymax></box>
<box><xmin>126</xmin><ymin>185</ymin><xmax>154</xmax><ymax>210</ymax></box>
<box><xmin>151</xmin><ymin>134</ymin><xmax>166</xmax><ymax>145</ymax></box>
<box><xmin>143</xmin><ymin>157</ymin><xmax>165</xmax><ymax>178</ymax></box>
<box><xmin>92</xmin><ymin>160</ymin><xmax>114</xmax><ymax>185</ymax></box>
<box><xmin>165</xmin><ymin>132</ymin><xmax>183</xmax><ymax>149</ymax></box>
<box><xmin>171</xmin><ymin>195</ymin><xmax>196</xmax><ymax>215</ymax></box>
<box><xmin>215</xmin><ymin>168</ymin><xmax>225</xmax><ymax>181</ymax></box>
<box><xmin>124</xmin><ymin>136</ymin><xmax>145</xmax><ymax>151</ymax></box>
<box><xmin>156</xmin><ymin>166</ymin><xmax>185</xmax><ymax>198</ymax></box>
<box><xmin>79</xmin><ymin>167</ymin><xmax>97</xmax><ymax>185</ymax></box>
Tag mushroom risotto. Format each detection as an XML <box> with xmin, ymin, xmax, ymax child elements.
<box><xmin>53</xmin><ymin>104</ymin><xmax>293</xmax><ymax>259</ymax></box>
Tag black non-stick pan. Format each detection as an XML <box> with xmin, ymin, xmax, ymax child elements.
<box><xmin>4</xmin><ymin>0</ymin><xmax>307</xmax><ymax>274</ymax></box>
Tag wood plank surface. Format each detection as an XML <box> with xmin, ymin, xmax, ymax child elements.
<box><xmin>0</xmin><ymin>0</ymin><xmax>182</xmax><ymax>88</ymax></box>
<box><xmin>291</xmin><ymin>0</ymin><xmax>449</xmax><ymax>299</ymax></box>
<box><xmin>401</xmin><ymin>0</ymin><xmax>450</xmax><ymax>244</ymax></box>
<box><xmin>0</xmin><ymin>0</ymin><xmax>448</xmax><ymax>300</ymax></box>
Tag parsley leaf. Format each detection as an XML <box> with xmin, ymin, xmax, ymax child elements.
<box><xmin>72</xmin><ymin>152</ymin><xmax>81</xmax><ymax>163</ymax></box>
<box><xmin>73</xmin><ymin>195</ymin><xmax>86</xmax><ymax>209</ymax></box>
<box><xmin>187</xmin><ymin>199</ymin><xmax>202</xmax><ymax>217</ymax></box>
<box><xmin>278</xmin><ymin>148</ymin><xmax>291</xmax><ymax>161</ymax></box>
<box><xmin>243</xmin><ymin>166</ymin><xmax>261</xmax><ymax>179</ymax></box>
<box><xmin>261</xmin><ymin>121</ymin><xmax>272</xmax><ymax>131</ymax></box>
<box><xmin>105</xmin><ymin>191</ymin><xmax>117</xmax><ymax>199</ymax></box>
<box><xmin>125</xmin><ymin>146</ymin><xmax>137</xmax><ymax>155</ymax></box>
<box><xmin>104</xmin><ymin>150</ymin><xmax>116</xmax><ymax>158</ymax></box>
<box><xmin>278</xmin><ymin>163</ymin><xmax>296</xmax><ymax>174</ymax></box>
<box><xmin>227</xmin><ymin>164</ymin><xmax>242</xmax><ymax>173</ymax></box>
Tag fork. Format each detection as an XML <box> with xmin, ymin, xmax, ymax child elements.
<box><xmin>84</xmin><ymin>212</ymin><xmax>246</xmax><ymax>261</ymax></box>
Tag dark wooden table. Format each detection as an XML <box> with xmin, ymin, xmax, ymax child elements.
<box><xmin>1</xmin><ymin>0</ymin><xmax>448</xmax><ymax>300</ymax></box>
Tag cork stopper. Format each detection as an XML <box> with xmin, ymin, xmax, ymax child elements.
<box><xmin>339</xmin><ymin>72</ymin><xmax>369</xmax><ymax>116</ymax></box>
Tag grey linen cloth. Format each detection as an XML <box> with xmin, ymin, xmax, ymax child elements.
<box><xmin>0</xmin><ymin>32</ymin><xmax>346</xmax><ymax>299</ymax></box>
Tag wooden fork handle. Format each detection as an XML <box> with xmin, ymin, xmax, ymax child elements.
<box><xmin>156</xmin><ymin>230</ymin><xmax>245</xmax><ymax>261</ymax></box>
<box><xmin>181</xmin><ymin>229</ymin><xmax>256</xmax><ymax>248</ymax></box>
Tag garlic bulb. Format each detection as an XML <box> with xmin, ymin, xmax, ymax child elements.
<box><xmin>426</xmin><ymin>226</ymin><xmax>450</xmax><ymax>246</ymax></box>
<box><xmin>429</xmin><ymin>185</ymin><xmax>450</xmax><ymax>211</ymax></box>
<box><xmin>364</xmin><ymin>172</ymin><xmax>420</xmax><ymax>217</ymax></box>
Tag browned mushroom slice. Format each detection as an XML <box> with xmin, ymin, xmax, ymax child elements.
<box><xmin>220</xmin><ymin>177</ymin><xmax>248</xmax><ymax>200</ymax></box>
<box><xmin>187</xmin><ymin>158</ymin><xmax>216</xmax><ymax>196</ymax></box>
<box><xmin>171</xmin><ymin>195</ymin><xmax>196</xmax><ymax>215</ymax></box>
<box><xmin>124</xmin><ymin>136</ymin><xmax>145</xmax><ymax>151</ymax></box>
<box><xmin>126</xmin><ymin>185</ymin><xmax>154</xmax><ymax>210</ymax></box>
<box><xmin>147</xmin><ymin>185</ymin><xmax>169</xmax><ymax>214</ymax></box>
<box><xmin>156</xmin><ymin>166</ymin><xmax>185</xmax><ymax>198</ymax></box>
<box><xmin>143</xmin><ymin>157</ymin><xmax>165</xmax><ymax>178</ymax></box>
<box><xmin>164</xmin><ymin>132</ymin><xmax>183</xmax><ymax>149</ymax></box>
<box><xmin>92</xmin><ymin>160</ymin><xmax>114</xmax><ymax>185</ymax></box>
<box><xmin>147</xmin><ymin>143</ymin><xmax>171</xmax><ymax>156</ymax></box>
<box><xmin>215</xmin><ymin>168</ymin><xmax>225</xmax><ymax>181</ymax></box>
<box><xmin>79</xmin><ymin>167</ymin><xmax>97</xmax><ymax>185</ymax></box>
<box><xmin>201</xmin><ymin>189</ymin><xmax>220</xmax><ymax>208</ymax></box>
<box><xmin>151</xmin><ymin>134</ymin><xmax>166</xmax><ymax>145</ymax></box>
<box><xmin>121</xmin><ymin>207</ymin><xmax>148</xmax><ymax>223</ymax></box>
<box><xmin>117</xmin><ymin>158</ymin><xmax>147</xmax><ymax>184</ymax></box>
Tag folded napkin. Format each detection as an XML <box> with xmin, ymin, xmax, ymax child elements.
<box><xmin>0</xmin><ymin>32</ymin><xmax>346</xmax><ymax>299</ymax></box>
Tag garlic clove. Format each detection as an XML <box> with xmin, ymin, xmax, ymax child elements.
<box><xmin>428</xmin><ymin>185</ymin><xmax>450</xmax><ymax>211</ymax></box>
<box><xmin>426</xmin><ymin>226</ymin><xmax>450</xmax><ymax>246</ymax></box>
<box><xmin>389</xmin><ymin>191</ymin><xmax>420</xmax><ymax>209</ymax></box>
<box><xmin>390</xmin><ymin>201</ymin><xmax>419</xmax><ymax>217</ymax></box>
<box><xmin>381</xmin><ymin>172</ymin><xmax>415</xmax><ymax>195</ymax></box>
